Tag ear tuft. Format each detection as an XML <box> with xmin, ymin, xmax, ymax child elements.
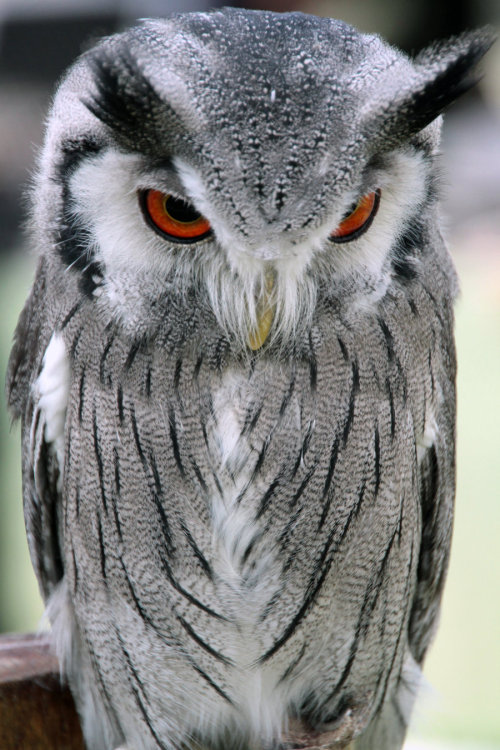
<box><xmin>83</xmin><ymin>44</ymin><xmax>182</xmax><ymax>154</ymax></box>
<box><xmin>409</xmin><ymin>27</ymin><xmax>497</xmax><ymax>130</ymax></box>
<box><xmin>364</xmin><ymin>27</ymin><xmax>496</xmax><ymax>151</ymax></box>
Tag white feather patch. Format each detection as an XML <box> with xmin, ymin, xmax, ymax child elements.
<box><xmin>395</xmin><ymin>651</ymin><xmax>423</xmax><ymax>726</ymax></box>
<box><xmin>202</xmin><ymin>369</ymin><xmax>291</xmax><ymax>739</ymax></box>
<box><xmin>43</xmin><ymin>577</ymin><xmax>74</xmax><ymax>678</ymax></box>
<box><xmin>35</xmin><ymin>333</ymin><xmax>71</xmax><ymax>476</ymax></box>
<box><xmin>209</xmin><ymin>370</ymin><xmax>265</xmax><ymax>582</ymax></box>
<box><xmin>330</xmin><ymin>147</ymin><xmax>429</xmax><ymax>309</ymax></box>
<box><xmin>417</xmin><ymin>410</ymin><xmax>438</xmax><ymax>463</ymax></box>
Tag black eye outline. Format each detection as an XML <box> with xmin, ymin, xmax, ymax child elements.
<box><xmin>329</xmin><ymin>189</ymin><xmax>381</xmax><ymax>244</ymax></box>
<box><xmin>138</xmin><ymin>189</ymin><xmax>213</xmax><ymax>244</ymax></box>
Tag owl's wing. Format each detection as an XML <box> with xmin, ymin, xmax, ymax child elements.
<box><xmin>6</xmin><ymin>259</ymin><xmax>65</xmax><ymax>601</ymax></box>
<box><xmin>408</xmin><ymin>409</ymin><xmax>455</xmax><ymax>665</ymax></box>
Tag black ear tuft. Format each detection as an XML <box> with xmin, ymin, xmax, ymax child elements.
<box><xmin>83</xmin><ymin>44</ymin><xmax>182</xmax><ymax>153</ymax></box>
<box><xmin>407</xmin><ymin>28</ymin><xmax>497</xmax><ymax>132</ymax></box>
<box><xmin>84</xmin><ymin>46</ymin><xmax>157</xmax><ymax>138</ymax></box>
<box><xmin>365</xmin><ymin>27</ymin><xmax>496</xmax><ymax>150</ymax></box>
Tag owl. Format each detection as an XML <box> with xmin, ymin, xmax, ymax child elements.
<box><xmin>6</xmin><ymin>8</ymin><xmax>493</xmax><ymax>750</ymax></box>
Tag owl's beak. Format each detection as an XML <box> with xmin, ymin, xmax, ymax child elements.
<box><xmin>248</xmin><ymin>269</ymin><xmax>275</xmax><ymax>350</ymax></box>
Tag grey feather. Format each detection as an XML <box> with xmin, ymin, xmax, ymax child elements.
<box><xmin>6</xmin><ymin>8</ymin><xmax>494</xmax><ymax>750</ymax></box>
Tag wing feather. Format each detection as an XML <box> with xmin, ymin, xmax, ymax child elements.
<box><xmin>7</xmin><ymin>260</ymin><xmax>66</xmax><ymax>601</ymax></box>
<box><xmin>409</xmin><ymin>407</ymin><xmax>455</xmax><ymax>664</ymax></box>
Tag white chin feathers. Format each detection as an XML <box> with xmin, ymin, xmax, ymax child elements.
<box><xmin>201</xmin><ymin>255</ymin><xmax>318</xmax><ymax>351</ymax></box>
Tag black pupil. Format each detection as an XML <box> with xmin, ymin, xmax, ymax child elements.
<box><xmin>343</xmin><ymin>199</ymin><xmax>360</xmax><ymax>220</ymax></box>
<box><xmin>165</xmin><ymin>196</ymin><xmax>201</xmax><ymax>224</ymax></box>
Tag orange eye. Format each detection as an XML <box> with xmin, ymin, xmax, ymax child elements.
<box><xmin>140</xmin><ymin>189</ymin><xmax>212</xmax><ymax>243</ymax></box>
<box><xmin>330</xmin><ymin>189</ymin><xmax>381</xmax><ymax>243</ymax></box>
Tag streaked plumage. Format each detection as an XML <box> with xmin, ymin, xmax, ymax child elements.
<box><xmin>6</xmin><ymin>9</ymin><xmax>493</xmax><ymax>750</ymax></box>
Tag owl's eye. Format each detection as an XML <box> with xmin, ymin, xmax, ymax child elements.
<box><xmin>140</xmin><ymin>189</ymin><xmax>212</xmax><ymax>243</ymax></box>
<box><xmin>329</xmin><ymin>189</ymin><xmax>381</xmax><ymax>243</ymax></box>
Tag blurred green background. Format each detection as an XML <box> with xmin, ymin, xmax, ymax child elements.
<box><xmin>0</xmin><ymin>1</ymin><xmax>499</xmax><ymax>749</ymax></box>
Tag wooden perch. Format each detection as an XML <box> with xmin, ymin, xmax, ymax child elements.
<box><xmin>0</xmin><ymin>632</ymin><xmax>84</xmax><ymax>750</ymax></box>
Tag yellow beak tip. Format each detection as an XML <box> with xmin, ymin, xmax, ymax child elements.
<box><xmin>248</xmin><ymin>310</ymin><xmax>274</xmax><ymax>351</ymax></box>
<box><xmin>247</xmin><ymin>271</ymin><xmax>276</xmax><ymax>351</ymax></box>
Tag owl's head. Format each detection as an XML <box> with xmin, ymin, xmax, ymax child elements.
<box><xmin>34</xmin><ymin>9</ymin><xmax>493</xmax><ymax>354</ymax></box>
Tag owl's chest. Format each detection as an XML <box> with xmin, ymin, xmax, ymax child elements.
<box><xmin>192</xmin><ymin>366</ymin><xmax>305</xmax><ymax>586</ymax></box>
<box><xmin>206</xmin><ymin>367</ymin><xmax>301</xmax><ymax>492</ymax></box>
<box><xmin>132</xmin><ymin>361</ymin><xmax>311</xmax><ymax>659</ymax></box>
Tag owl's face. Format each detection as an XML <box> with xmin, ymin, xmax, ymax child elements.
<box><xmin>35</xmin><ymin>9</ymin><xmax>486</xmax><ymax>352</ymax></box>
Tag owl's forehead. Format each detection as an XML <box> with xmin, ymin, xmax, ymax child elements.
<box><xmin>141</xmin><ymin>11</ymin><xmax>394</xmax><ymax>124</ymax></box>
<box><xmin>156</xmin><ymin>10</ymin><xmax>378</xmax><ymax>91</ymax></box>
<box><xmin>75</xmin><ymin>9</ymin><xmax>400</xmax><ymax>167</ymax></box>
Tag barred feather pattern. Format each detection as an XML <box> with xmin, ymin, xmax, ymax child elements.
<box><xmin>10</xmin><ymin>236</ymin><xmax>456</xmax><ymax>749</ymax></box>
